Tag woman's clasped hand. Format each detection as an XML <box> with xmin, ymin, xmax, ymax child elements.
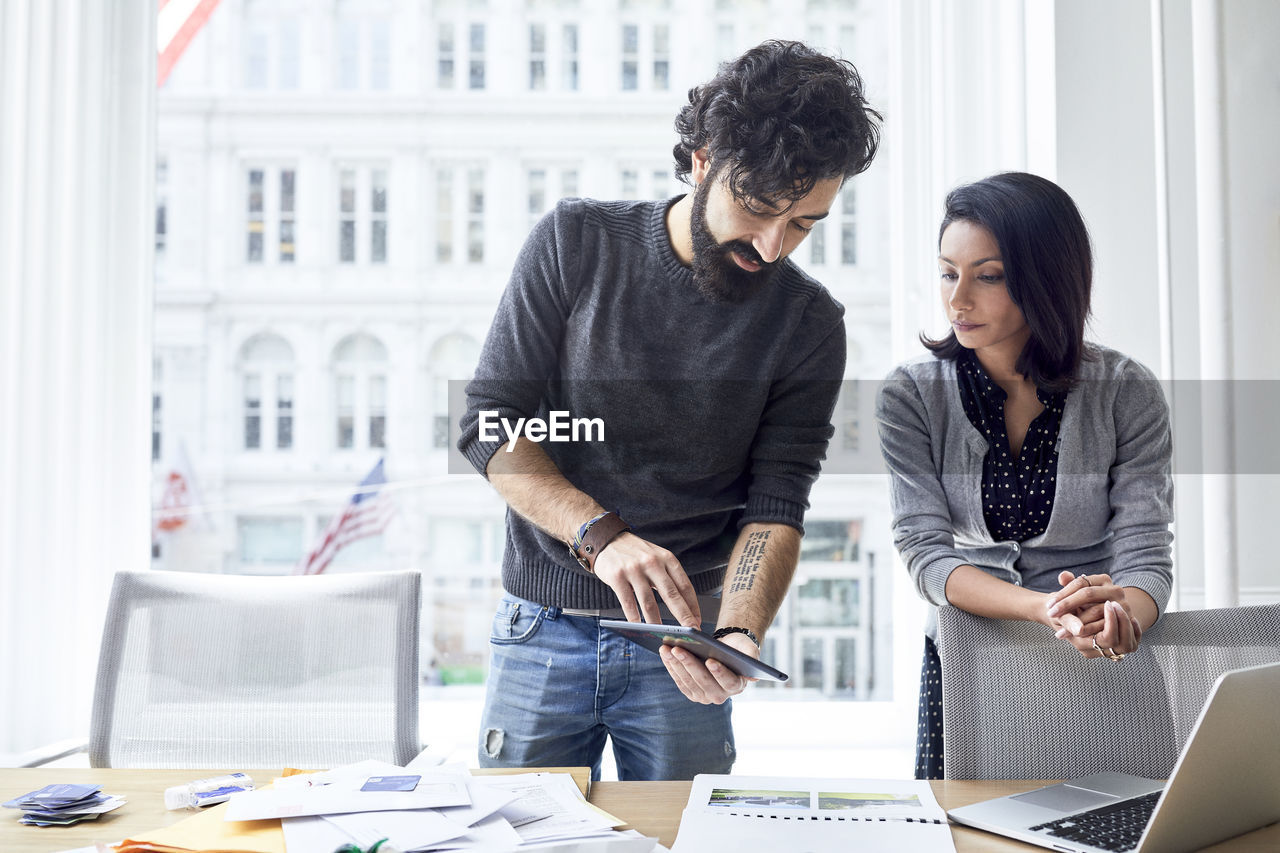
<box><xmin>1043</xmin><ymin>571</ymin><xmax>1143</xmax><ymax>660</ymax></box>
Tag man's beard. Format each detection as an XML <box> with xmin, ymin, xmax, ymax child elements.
<box><xmin>688</xmin><ymin>175</ymin><xmax>781</xmax><ymax>303</ymax></box>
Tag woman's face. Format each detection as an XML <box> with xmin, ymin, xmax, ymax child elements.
<box><xmin>939</xmin><ymin>220</ymin><xmax>1031</xmax><ymax>370</ymax></box>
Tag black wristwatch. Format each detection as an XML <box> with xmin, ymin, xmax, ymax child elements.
<box><xmin>713</xmin><ymin>626</ymin><xmax>759</xmax><ymax>646</ymax></box>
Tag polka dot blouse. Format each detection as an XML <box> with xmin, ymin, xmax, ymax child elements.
<box><xmin>956</xmin><ymin>348</ymin><xmax>1068</xmax><ymax>542</ymax></box>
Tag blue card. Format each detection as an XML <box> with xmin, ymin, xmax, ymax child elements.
<box><xmin>360</xmin><ymin>775</ymin><xmax>420</xmax><ymax>792</ymax></box>
<box><xmin>3</xmin><ymin>783</ymin><xmax>102</xmax><ymax>809</ymax></box>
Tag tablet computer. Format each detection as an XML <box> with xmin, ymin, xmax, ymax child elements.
<box><xmin>599</xmin><ymin>620</ymin><xmax>789</xmax><ymax>682</ymax></box>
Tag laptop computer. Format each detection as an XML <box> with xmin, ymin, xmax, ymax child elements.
<box><xmin>947</xmin><ymin>660</ymin><xmax>1280</xmax><ymax>853</ymax></box>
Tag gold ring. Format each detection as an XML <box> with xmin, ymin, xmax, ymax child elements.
<box><xmin>1080</xmin><ymin>574</ymin><xmax>1092</xmax><ymax>587</ymax></box>
<box><xmin>1107</xmin><ymin>647</ymin><xmax>1125</xmax><ymax>661</ymax></box>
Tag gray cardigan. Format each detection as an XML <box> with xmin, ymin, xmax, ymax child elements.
<box><xmin>876</xmin><ymin>344</ymin><xmax>1174</xmax><ymax>640</ymax></box>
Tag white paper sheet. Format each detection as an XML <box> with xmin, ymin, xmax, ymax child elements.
<box><xmin>225</xmin><ymin>771</ymin><xmax>470</xmax><ymax>821</ymax></box>
<box><xmin>324</xmin><ymin>807</ymin><xmax>472</xmax><ymax>850</ymax></box>
<box><xmin>671</xmin><ymin>774</ymin><xmax>955</xmax><ymax>853</ymax></box>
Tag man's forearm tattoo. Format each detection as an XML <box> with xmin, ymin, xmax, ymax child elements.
<box><xmin>728</xmin><ymin>530</ymin><xmax>771</xmax><ymax>594</ymax></box>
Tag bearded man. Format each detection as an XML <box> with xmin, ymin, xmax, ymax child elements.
<box><xmin>458</xmin><ymin>39</ymin><xmax>881</xmax><ymax>781</ymax></box>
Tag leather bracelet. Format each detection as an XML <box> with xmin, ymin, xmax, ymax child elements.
<box><xmin>713</xmin><ymin>626</ymin><xmax>759</xmax><ymax>646</ymax></box>
<box><xmin>568</xmin><ymin>511</ymin><xmax>631</xmax><ymax>572</ymax></box>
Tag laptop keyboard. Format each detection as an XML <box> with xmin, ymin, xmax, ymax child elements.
<box><xmin>1028</xmin><ymin>791</ymin><xmax>1161</xmax><ymax>852</ymax></box>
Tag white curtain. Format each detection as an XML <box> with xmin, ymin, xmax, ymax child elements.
<box><xmin>0</xmin><ymin>0</ymin><xmax>154</xmax><ymax>757</ymax></box>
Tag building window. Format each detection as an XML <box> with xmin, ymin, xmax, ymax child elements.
<box><xmin>369</xmin><ymin>375</ymin><xmax>387</xmax><ymax>448</ymax></box>
<box><xmin>429</xmin><ymin>333</ymin><xmax>481</xmax><ymax>449</ymax></box>
<box><xmin>840</xmin><ymin>183</ymin><xmax>857</xmax><ymax>265</ymax></box>
<box><xmin>562</xmin><ymin>24</ymin><xmax>579</xmax><ymax>90</ymax></box>
<box><xmin>371</xmin><ymin>169</ymin><xmax>388</xmax><ymax>263</ymax></box>
<box><xmin>435</xmin><ymin>19</ymin><xmax>484</xmax><ymax>91</ymax></box>
<box><xmin>653</xmin><ymin>24</ymin><xmax>670</xmax><ymax>90</ymax></box>
<box><xmin>336</xmin><ymin>375</ymin><xmax>355</xmax><ymax>448</ymax></box>
<box><xmin>438</xmin><ymin>165</ymin><xmax>485</xmax><ymax>265</ymax></box>
<box><xmin>526</xmin><ymin>166</ymin><xmax>579</xmax><ymax>228</ymax></box>
<box><xmin>280</xmin><ymin>170</ymin><xmax>295</xmax><ymax>262</ymax></box>
<box><xmin>809</xmin><ymin>221</ymin><xmax>826</xmax><ymax>266</ymax></box>
<box><xmin>529</xmin><ymin>24</ymin><xmax>546</xmax><ymax>90</ymax></box>
<box><xmin>247</xmin><ymin>169</ymin><xmax>264</xmax><ymax>262</ymax></box>
<box><xmin>152</xmin><ymin>359</ymin><xmax>162</xmax><ymax>462</ymax></box>
<box><xmin>621</xmin><ymin>24</ymin><xmax>639</xmax><ymax>91</ymax></box>
<box><xmin>716</xmin><ymin>22</ymin><xmax>736</xmax><ymax>63</ymax></box>
<box><xmin>246</xmin><ymin>27</ymin><xmax>269</xmax><ymax>89</ymax></box>
<box><xmin>155</xmin><ymin>156</ymin><xmax>168</xmax><ymax>260</ymax></box>
<box><xmin>337</xmin><ymin>166</ymin><xmax>388</xmax><ymax>265</ymax></box>
<box><xmin>528</xmin><ymin>169</ymin><xmax>546</xmax><ymax>226</ymax></box>
<box><xmin>801</xmin><ymin>519</ymin><xmax>862</xmax><ymax>563</ymax></box>
<box><xmin>807</xmin><ymin>17</ymin><xmax>857</xmax><ymax>59</ymax></box>
<box><xmin>333</xmin><ymin>333</ymin><xmax>390</xmax><ymax>451</ymax></box>
<box><xmin>620</xmin><ymin>23</ymin><xmax>670</xmax><ymax>92</ymax></box>
<box><xmin>337</xmin><ymin>18</ymin><xmax>360</xmax><ymax>89</ymax></box>
<box><xmin>336</xmin><ymin>13</ymin><xmax>391</xmax><ymax>90</ymax></box>
<box><xmin>339</xmin><ymin>169</ymin><xmax>356</xmax><ymax>263</ymax></box>
<box><xmin>436</xmin><ymin>167</ymin><xmax>454</xmax><ymax>263</ymax></box>
<box><xmin>370</xmin><ymin>20</ymin><xmax>390</xmax><ymax>90</ymax></box>
<box><xmin>244</xmin><ymin>374</ymin><xmax>262</xmax><ymax>449</ymax></box>
<box><xmin>238</xmin><ymin>516</ymin><xmax>304</xmax><ymax>565</ymax></box>
<box><xmin>276</xmin><ymin>374</ymin><xmax>294</xmax><ymax>449</ymax></box>
<box><xmin>238</xmin><ymin>334</ymin><xmax>296</xmax><ymax>452</ymax></box>
<box><xmin>467</xmin><ymin>169</ymin><xmax>484</xmax><ymax>262</ymax></box>
<box><xmin>469</xmin><ymin>23</ymin><xmax>485</xmax><ymax>90</ymax></box>
<box><xmin>528</xmin><ymin>20</ymin><xmax>578</xmax><ymax>91</ymax></box>
<box><xmin>246</xmin><ymin>165</ymin><xmax>297</xmax><ymax>264</ymax></box>
<box><xmin>618</xmin><ymin>165</ymin><xmax>671</xmax><ymax>200</ymax></box>
<box><xmin>839</xmin><ymin>378</ymin><xmax>860</xmax><ymax>451</ymax></box>
<box><xmin>279</xmin><ymin>20</ymin><xmax>299</xmax><ymax>89</ymax></box>
<box><xmin>243</xmin><ymin>16</ymin><xmax>300</xmax><ymax>90</ymax></box>
<box><xmin>437</xmin><ymin>23</ymin><xmax>455</xmax><ymax>88</ymax></box>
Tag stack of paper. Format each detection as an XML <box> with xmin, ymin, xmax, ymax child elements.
<box><xmin>118</xmin><ymin>760</ymin><xmax>659</xmax><ymax>853</ymax></box>
<box><xmin>260</xmin><ymin>762</ymin><xmax>656</xmax><ymax>852</ymax></box>
<box><xmin>2</xmin><ymin>782</ymin><xmax>126</xmax><ymax>827</ymax></box>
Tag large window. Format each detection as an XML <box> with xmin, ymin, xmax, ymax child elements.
<box><xmin>526</xmin><ymin>165</ymin><xmax>579</xmax><ymax>227</ymax></box>
<box><xmin>332</xmin><ymin>334</ymin><xmax>389</xmax><ymax>451</ymax></box>
<box><xmin>238</xmin><ymin>334</ymin><xmax>296</xmax><ymax>452</ymax></box>
<box><xmin>436</xmin><ymin>165</ymin><xmax>485</xmax><ymax>264</ymax></box>
<box><xmin>620</xmin><ymin>21</ymin><xmax>670</xmax><ymax>92</ymax></box>
<box><xmin>337</xmin><ymin>166</ymin><xmax>389</xmax><ymax>265</ymax></box>
<box><xmin>152</xmin><ymin>2</ymin><xmax>901</xmax><ymax>769</ymax></box>
<box><xmin>335</xmin><ymin>11</ymin><xmax>391</xmax><ymax>90</ymax></box>
<box><xmin>245</xmin><ymin>165</ymin><xmax>297</xmax><ymax>264</ymax></box>
<box><xmin>437</xmin><ymin>19</ymin><xmax>486</xmax><ymax>90</ymax></box>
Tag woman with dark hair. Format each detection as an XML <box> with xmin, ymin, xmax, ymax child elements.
<box><xmin>876</xmin><ymin>172</ymin><xmax>1174</xmax><ymax>779</ymax></box>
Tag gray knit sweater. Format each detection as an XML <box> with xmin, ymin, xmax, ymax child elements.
<box><xmin>458</xmin><ymin>197</ymin><xmax>846</xmax><ymax>609</ymax></box>
<box><xmin>876</xmin><ymin>343</ymin><xmax>1174</xmax><ymax>640</ymax></box>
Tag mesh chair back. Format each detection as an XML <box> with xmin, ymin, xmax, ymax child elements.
<box><xmin>937</xmin><ymin>603</ymin><xmax>1280</xmax><ymax>780</ymax></box>
<box><xmin>89</xmin><ymin>570</ymin><xmax>420</xmax><ymax>769</ymax></box>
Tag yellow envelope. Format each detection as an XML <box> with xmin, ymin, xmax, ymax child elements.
<box><xmin>114</xmin><ymin>799</ymin><xmax>285</xmax><ymax>853</ymax></box>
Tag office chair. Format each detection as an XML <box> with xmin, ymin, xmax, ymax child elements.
<box><xmin>936</xmin><ymin>603</ymin><xmax>1280</xmax><ymax>780</ymax></box>
<box><xmin>88</xmin><ymin>569</ymin><xmax>420</xmax><ymax>769</ymax></box>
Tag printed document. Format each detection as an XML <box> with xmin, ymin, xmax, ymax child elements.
<box><xmin>671</xmin><ymin>774</ymin><xmax>955</xmax><ymax>853</ymax></box>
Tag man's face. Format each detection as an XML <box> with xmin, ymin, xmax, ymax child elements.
<box><xmin>688</xmin><ymin>159</ymin><xmax>843</xmax><ymax>302</ymax></box>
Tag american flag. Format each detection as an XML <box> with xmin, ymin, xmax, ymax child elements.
<box><xmin>294</xmin><ymin>458</ymin><xmax>397</xmax><ymax>575</ymax></box>
<box><xmin>158</xmin><ymin>0</ymin><xmax>222</xmax><ymax>87</ymax></box>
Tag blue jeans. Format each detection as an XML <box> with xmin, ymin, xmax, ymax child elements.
<box><xmin>478</xmin><ymin>593</ymin><xmax>736</xmax><ymax>781</ymax></box>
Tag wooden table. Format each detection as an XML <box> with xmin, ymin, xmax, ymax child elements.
<box><xmin>2</xmin><ymin>769</ymin><xmax>1276</xmax><ymax>852</ymax></box>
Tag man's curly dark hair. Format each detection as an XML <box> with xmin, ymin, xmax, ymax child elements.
<box><xmin>673</xmin><ymin>39</ymin><xmax>882</xmax><ymax>208</ymax></box>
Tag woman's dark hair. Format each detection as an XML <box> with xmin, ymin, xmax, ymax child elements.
<box><xmin>673</xmin><ymin>40</ymin><xmax>882</xmax><ymax>208</ymax></box>
<box><xmin>922</xmin><ymin>171</ymin><xmax>1093</xmax><ymax>390</ymax></box>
